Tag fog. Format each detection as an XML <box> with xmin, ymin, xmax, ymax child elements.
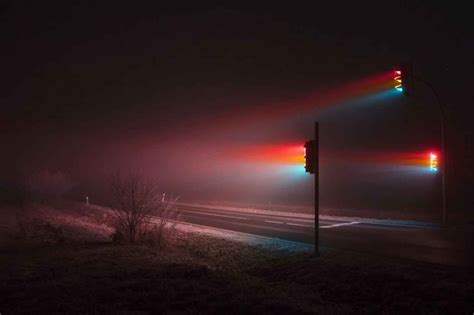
<box><xmin>2</xmin><ymin>3</ymin><xmax>467</xmax><ymax>217</ymax></box>
<box><xmin>2</xmin><ymin>75</ymin><xmax>441</xmax><ymax>214</ymax></box>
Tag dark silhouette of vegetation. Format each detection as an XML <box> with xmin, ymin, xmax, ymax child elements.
<box><xmin>109</xmin><ymin>171</ymin><xmax>179</xmax><ymax>247</ymax></box>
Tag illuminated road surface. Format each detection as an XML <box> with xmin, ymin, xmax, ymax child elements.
<box><xmin>174</xmin><ymin>204</ymin><xmax>467</xmax><ymax>266</ymax></box>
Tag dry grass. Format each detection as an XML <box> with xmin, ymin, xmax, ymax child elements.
<box><xmin>1</xmin><ymin>203</ymin><xmax>473</xmax><ymax>314</ymax></box>
<box><xmin>7</xmin><ymin>202</ymin><xmax>113</xmax><ymax>245</ymax></box>
<box><xmin>1</xmin><ymin>232</ymin><xmax>473</xmax><ymax>314</ymax></box>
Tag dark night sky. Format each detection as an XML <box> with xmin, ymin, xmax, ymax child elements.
<box><xmin>1</xmin><ymin>2</ymin><xmax>473</xmax><ymax>212</ymax></box>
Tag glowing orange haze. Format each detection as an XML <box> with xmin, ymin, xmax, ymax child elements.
<box><xmin>230</xmin><ymin>145</ymin><xmax>436</xmax><ymax>169</ymax></box>
<box><xmin>228</xmin><ymin>143</ymin><xmax>305</xmax><ymax>165</ymax></box>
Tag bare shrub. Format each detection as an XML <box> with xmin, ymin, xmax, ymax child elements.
<box><xmin>109</xmin><ymin>171</ymin><xmax>180</xmax><ymax>248</ymax></box>
<box><xmin>141</xmin><ymin>196</ymin><xmax>181</xmax><ymax>250</ymax></box>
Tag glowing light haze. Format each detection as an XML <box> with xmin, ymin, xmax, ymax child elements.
<box><xmin>2</xmin><ymin>4</ymin><xmax>458</xmax><ymax>215</ymax></box>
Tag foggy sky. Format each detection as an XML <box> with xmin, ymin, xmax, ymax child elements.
<box><xmin>2</xmin><ymin>2</ymin><xmax>473</xmax><ymax>213</ymax></box>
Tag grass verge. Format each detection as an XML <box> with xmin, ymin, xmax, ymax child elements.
<box><xmin>1</xmin><ymin>203</ymin><xmax>473</xmax><ymax>313</ymax></box>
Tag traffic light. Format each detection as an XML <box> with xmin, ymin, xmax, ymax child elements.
<box><xmin>393</xmin><ymin>64</ymin><xmax>414</xmax><ymax>94</ymax></box>
<box><xmin>304</xmin><ymin>140</ymin><xmax>315</xmax><ymax>174</ymax></box>
<box><xmin>430</xmin><ymin>152</ymin><xmax>438</xmax><ymax>172</ymax></box>
<box><xmin>394</xmin><ymin>70</ymin><xmax>403</xmax><ymax>92</ymax></box>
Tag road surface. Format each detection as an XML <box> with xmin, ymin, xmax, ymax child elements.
<box><xmin>174</xmin><ymin>203</ymin><xmax>468</xmax><ymax>266</ymax></box>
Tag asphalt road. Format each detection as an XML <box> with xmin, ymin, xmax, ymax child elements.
<box><xmin>174</xmin><ymin>204</ymin><xmax>468</xmax><ymax>266</ymax></box>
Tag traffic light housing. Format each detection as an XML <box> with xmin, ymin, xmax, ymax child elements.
<box><xmin>394</xmin><ymin>64</ymin><xmax>414</xmax><ymax>94</ymax></box>
<box><xmin>430</xmin><ymin>152</ymin><xmax>439</xmax><ymax>172</ymax></box>
<box><xmin>304</xmin><ymin>140</ymin><xmax>316</xmax><ymax>174</ymax></box>
<box><xmin>394</xmin><ymin>70</ymin><xmax>403</xmax><ymax>92</ymax></box>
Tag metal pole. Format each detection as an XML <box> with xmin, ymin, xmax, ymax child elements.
<box><xmin>314</xmin><ymin>122</ymin><xmax>320</xmax><ymax>256</ymax></box>
<box><xmin>440</xmin><ymin>110</ymin><xmax>447</xmax><ymax>225</ymax></box>
<box><xmin>414</xmin><ymin>76</ymin><xmax>447</xmax><ymax>225</ymax></box>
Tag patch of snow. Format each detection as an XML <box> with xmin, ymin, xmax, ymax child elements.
<box><xmin>174</xmin><ymin>221</ymin><xmax>313</xmax><ymax>253</ymax></box>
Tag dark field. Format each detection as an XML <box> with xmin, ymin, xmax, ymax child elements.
<box><xmin>1</xmin><ymin>226</ymin><xmax>473</xmax><ymax>314</ymax></box>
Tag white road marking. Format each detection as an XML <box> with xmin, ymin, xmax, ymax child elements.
<box><xmin>320</xmin><ymin>221</ymin><xmax>360</xmax><ymax>229</ymax></box>
<box><xmin>287</xmin><ymin>222</ymin><xmax>314</xmax><ymax>227</ymax></box>
<box><xmin>183</xmin><ymin>210</ymin><xmax>250</xmax><ymax>221</ymax></box>
<box><xmin>182</xmin><ymin>208</ymin><xmax>359</xmax><ymax>230</ymax></box>
<box><xmin>265</xmin><ymin>220</ymin><xmax>284</xmax><ymax>224</ymax></box>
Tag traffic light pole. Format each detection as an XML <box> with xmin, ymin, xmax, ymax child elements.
<box><xmin>314</xmin><ymin>122</ymin><xmax>320</xmax><ymax>256</ymax></box>
<box><xmin>412</xmin><ymin>75</ymin><xmax>447</xmax><ymax>225</ymax></box>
